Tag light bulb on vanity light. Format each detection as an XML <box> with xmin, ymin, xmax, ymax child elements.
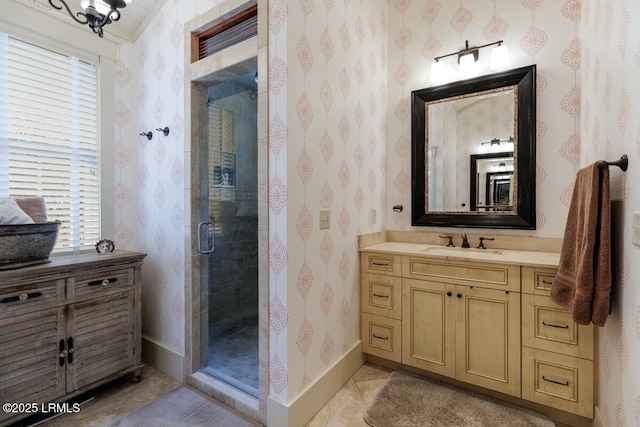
<box><xmin>490</xmin><ymin>43</ymin><xmax>510</xmax><ymax>71</ymax></box>
<box><xmin>458</xmin><ymin>53</ymin><xmax>477</xmax><ymax>78</ymax></box>
<box><xmin>430</xmin><ymin>60</ymin><xmax>446</xmax><ymax>84</ymax></box>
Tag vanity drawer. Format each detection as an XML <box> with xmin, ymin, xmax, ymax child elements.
<box><xmin>522</xmin><ymin>294</ymin><xmax>593</xmax><ymax>360</ymax></box>
<box><xmin>361</xmin><ymin>313</ymin><xmax>401</xmax><ymax>362</ymax></box>
<box><xmin>402</xmin><ymin>256</ymin><xmax>520</xmax><ymax>292</ymax></box>
<box><xmin>0</xmin><ymin>279</ymin><xmax>64</xmax><ymax>319</ymax></box>
<box><xmin>361</xmin><ymin>252</ymin><xmax>401</xmax><ymax>277</ymax></box>
<box><xmin>522</xmin><ymin>267</ymin><xmax>557</xmax><ymax>295</ymax></box>
<box><xmin>69</xmin><ymin>268</ymin><xmax>133</xmax><ymax>300</ymax></box>
<box><xmin>362</xmin><ymin>273</ymin><xmax>401</xmax><ymax>319</ymax></box>
<box><xmin>522</xmin><ymin>347</ymin><xmax>593</xmax><ymax>418</ymax></box>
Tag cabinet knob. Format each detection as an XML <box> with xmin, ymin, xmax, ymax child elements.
<box><xmin>88</xmin><ymin>277</ymin><xmax>118</xmax><ymax>287</ymax></box>
<box><xmin>456</xmin><ymin>293</ymin><xmax>462</xmax><ymax>298</ymax></box>
<box><xmin>19</xmin><ymin>293</ymin><xmax>28</xmax><ymax>301</ymax></box>
<box><xmin>446</xmin><ymin>291</ymin><xmax>452</xmax><ymax>297</ymax></box>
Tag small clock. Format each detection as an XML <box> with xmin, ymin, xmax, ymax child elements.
<box><xmin>95</xmin><ymin>239</ymin><xmax>115</xmax><ymax>254</ymax></box>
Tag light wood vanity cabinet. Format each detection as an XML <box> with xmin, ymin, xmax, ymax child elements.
<box><xmin>0</xmin><ymin>251</ymin><xmax>145</xmax><ymax>426</ymax></box>
<box><xmin>361</xmin><ymin>252</ymin><xmax>402</xmax><ymax>362</ymax></box>
<box><xmin>401</xmin><ymin>259</ymin><xmax>521</xmax><ymax>397</ymax></box>
<box><xmin>521</xmin><ymin>267</ymin><xmax>594</xmax><ymax>418</ymax></box>
<box><xmin>361</xmin><ymin>249</ymin><xmax>595</xmax><ymax>420</ymax></box>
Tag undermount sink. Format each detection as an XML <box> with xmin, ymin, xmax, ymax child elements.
<box><xmin>422</xmin><ymin>246</ymin><xmax>503</xmax><ymax>259</ymax></box>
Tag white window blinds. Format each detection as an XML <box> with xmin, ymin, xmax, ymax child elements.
<box><xmin>0</xmin><ymin>32</ymin><xmax>100</xmax><ymax>250</ymax></box>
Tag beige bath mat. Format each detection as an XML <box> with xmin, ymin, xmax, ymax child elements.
<box><xmin>364</xmin><ymin>371</ymin><xmax>554</xmax><ymax>427</ymax></box>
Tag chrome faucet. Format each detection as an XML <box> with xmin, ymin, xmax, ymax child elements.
<box><xmin>461</xmin><ymin>233</ymin><xmax>470</xmax><ymax>248</ymax></box>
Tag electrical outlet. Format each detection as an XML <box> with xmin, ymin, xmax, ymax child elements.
<box><xmin>371</xmin><ymin>208</ymin><xmax>377</xmax><ymax>224</ymax></box>
<box><xmin>634</xmin><ymin>212</ymin><xmax>640</xmax><ymax>246</ymax></box>
<box><xmin>319</xmin><ymin>210</ymin><xmax>331</xmax><ymax>230</ymax></box>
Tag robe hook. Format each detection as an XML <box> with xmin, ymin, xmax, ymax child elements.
<box><xmin>139</xmin><ymin>131</ymin><xmax>153</xmax><ymax>140</ymax></box>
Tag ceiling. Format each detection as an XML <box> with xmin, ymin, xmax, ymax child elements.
<box><xmin>14</xmin><ymin>0</ymin><xmax>167</xmax><ymax>42</ymax></box>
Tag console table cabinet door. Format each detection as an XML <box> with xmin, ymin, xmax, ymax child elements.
<box><xmin>0</xmin><ymin>307</ymin><xmax>66</xmax><ymax>425</ymax></box>
<box><xmin>65</xmin><ymin>291</ymin><xmax>136</xmax><ymax>391</ymax></box>
<box><xmin>455</xmin><ymin>286</ymin><xmax>521</xmax><ymax>397</ymax></box>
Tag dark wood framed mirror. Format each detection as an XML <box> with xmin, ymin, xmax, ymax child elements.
<box><xmin>411</xmin><ymin>65</ymin><xmax>536</xmax><ymax>229</ymax></box>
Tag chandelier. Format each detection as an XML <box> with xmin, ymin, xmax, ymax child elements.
<box><xmin>48</xmin><ymin>0</ymin><xmax>130</xmax><ymax>38</ymax></box>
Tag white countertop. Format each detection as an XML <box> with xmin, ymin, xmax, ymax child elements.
<box><xmin>360</xmin><ymin>241</ymin><xmax>560</xmax><ymax>268</ymax></box>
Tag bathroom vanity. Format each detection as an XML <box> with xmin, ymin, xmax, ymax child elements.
<box><xmin>0</xmin><ymin>251</ymin><xmax>145</xmax><ymax>426</ymax></box>
<box><xmin>360</xmin><ymin>241</ymin><xmax>594</xmax><ymax>420</ymax></box>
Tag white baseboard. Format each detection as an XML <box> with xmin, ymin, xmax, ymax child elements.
<box><xmin>267</xmin><ymin>342</ymin><xmax>364</xmax><ymax>427</ymax></box>
<box><xmin>593</xmin><ymin>405</ymin><xmax>606</xmax><ymax>427</ymax></box>
<box><xmin>142</xmin><ymin>335</ymin><xmax>184</xmax><ymax>382</ymax></box>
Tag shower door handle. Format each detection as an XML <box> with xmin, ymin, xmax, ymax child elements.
<box><xmin>198</xmin><ymin>221</ymin><xmax>215</xmax><ymax>254</ymax></box>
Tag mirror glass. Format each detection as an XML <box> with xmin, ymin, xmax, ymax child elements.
<box><xmin>469</xmin><ymin>151</ymin><xmax>514</xmax><ymax>212</ymax></box>
<box><xmin>427</xmin><ymin>88</ymin><xmax>515</xmax><ymax>212</ymax></box>
<box><xmin>412</xmin><ymin>65</ymin><xmax>536</xmax><ymax>229</ymax></box>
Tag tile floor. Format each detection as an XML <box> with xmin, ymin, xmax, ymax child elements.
<box><xmin>205</xmin><ymin>313</ymin><xmax>259</xmax><ymax>397</ymax></box>
<box><xmin>13</xmin><ymin>363</ymin><xmax>390</xmax><ymax>426</ymax></box>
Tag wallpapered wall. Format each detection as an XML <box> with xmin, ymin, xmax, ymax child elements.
<box><xmin>580</xmin><ymin>1</ymin><xmax>640</xmax><ymax>425</ymax></box>
<box><xmin>386</xmin><ymin>0</ymin><xmax>580</xmax><ymax>237</ymax></box>
<box><xmin>112</xmin><ymin>0</ymin><xmax>640</xmax><ymax>419</ymax></box>
<box><xmin>115</xmin><ymin>0</ymin><xmax>227</xmax><ymax>356</ymax></box>
<box><xmin>268</xmin><ymin>0</ymin><xmax>388</xmax><ymax>402</ymax></box>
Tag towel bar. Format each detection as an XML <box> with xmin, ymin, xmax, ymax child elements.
<box><xmin>600</xmin><ymin>154</ymin><xmax>628</xmax><ymax>171</ymax></box>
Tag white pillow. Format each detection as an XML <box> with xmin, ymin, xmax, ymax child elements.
<box><xmin>0</xmin><ymin>198</ymin><xmax>35</xmax><ymax>225</ymax></box>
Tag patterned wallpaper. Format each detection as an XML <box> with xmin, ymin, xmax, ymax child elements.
<box><xmin>112</xmin><ymin>1</ymin><xmax>640</xmax><ymax>419</ymax></box>
<box><xmin>386</xmin><ymin>0</ymin><xmax>580</xmax><ymax>236</ymax></box>
<box><xmin>268</xmin><ymin>0</ymin><xmax>388</xmax><ymax>402</ymax></box>
<box><xmin>580</xmin><ymin>1</ymin><xmax>640</xmax><ymax>425</ymax></box>
<box><xmin>114</xmin><ymin>0</ymin><xmax>226</xmax><ymax>356</ymax></box>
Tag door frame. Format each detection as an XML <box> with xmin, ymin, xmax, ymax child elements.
<box><xmin>183</xmin><ymin>0</ymin><xmax>267</xmax><ymax>422</ymax></box>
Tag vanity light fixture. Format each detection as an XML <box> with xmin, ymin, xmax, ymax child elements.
<box><xmin>480</xmin><ymin>136</ymin><xmax>514</xmax><ymax>147</ymax></box>
<box><xmin>48</xmin><ymin>0</ymin><xmax>131</xmax><ymax>38</ymax></box>
<box><xmin>431</xmin><ymin>40</ymin><xmax>509</xmax><ymax>83</ymax></box>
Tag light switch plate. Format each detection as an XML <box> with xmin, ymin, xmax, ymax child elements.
<box><xmin>319</xmin><ymin>210</ymin><xmax>330</xmax><ymax>230</ymax></box>
<box><xmin>634</xmin><ymin>212</ymin><xmax>640</xmax><ymax>246</ymax></box>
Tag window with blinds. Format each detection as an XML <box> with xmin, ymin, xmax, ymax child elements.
<box><xmin>0</xmin><ymin>31</ymin><xmax>100</xmax><ymax>250</ymax></box>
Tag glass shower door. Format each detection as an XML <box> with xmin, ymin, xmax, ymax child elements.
<box><xmin>198</xmin><ymin>73</ymin><xmax>258</xmax><ymax>397</ymax></box>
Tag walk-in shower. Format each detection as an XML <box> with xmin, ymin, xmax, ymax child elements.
<box><xmin>198</xmin><ymin>70</ymin><xmax>258</xmax><ymax>397</ymax></box>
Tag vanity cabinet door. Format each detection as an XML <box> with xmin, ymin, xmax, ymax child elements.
<box><xmin>65</xmin><ymin>291</ymin><xmax>136</xmax><ymax>392</ymax></box>
<box><xmin>455</xmin><ymin>286</ymin><xmax>521</xmax><ymax>397</ymax></box>
<box><xmin>0</xmin><ymin>307</ymin><xmax>66</xmax><ymax>425</ymax></box>
<box><xmin>402</xmin><ymin>279</ymin><xmax>456</xmax><ymax>378</ymax></box>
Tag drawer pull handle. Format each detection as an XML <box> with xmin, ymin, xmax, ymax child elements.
<box><xmin>59</xmin><ymin>339</ymin><xmax>67</xmax><ymax>366</ymax></box>
<box><xmin>373</xmin><ymin>334</ymin><xmax>389</xmax><ymax>340</ymax></box>
<box><xmin>542</xmin><ymin>321</ymin><xmax>569</xmax><ymax>329</ymax></box>
<box><xmin>88</xmin><ymin>278</ymin><xmax>118</xmax><ymax>287</ymax></box>
<box><xmin>542</xmin><ymin>376</ymin><xmax>569</xmax><ymax>386</ymax></box>
<box><xmin>67</xmin><ymin>337</ymin><xmax>74</xmax><ymax>364</ymax></box>
<box><xmin>541</xmin><ymin>280</ymin><xmax>553</xmax><ymax>285</ymax></box>
<box><xmin>0</xmin><ymin>292</ymin><xmax>43</xmax><ymax>304</ymax></box>
<box><xmin>372</xmin><ymin>293</ymin><xmax>389</xmax><ymax>298</ymax></box>
<box><xmin>372</xmin><ymin>262</ymin><xmax>390</xmax><ymax>267</ymax></box>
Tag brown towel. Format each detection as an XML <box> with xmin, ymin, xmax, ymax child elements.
<box><xmin>550</xmin><ymin>162</ymin><xmax>611</xmax><ymax>326</ymax></box>
<box><xmin>15</xmin><ymin>197</ymin><xmax>48</xmax><ymax>223</ymax></box>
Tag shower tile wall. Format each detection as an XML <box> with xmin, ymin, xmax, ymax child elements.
<box><xmin>206</xmin><ymin>83</ymin><xmax>258</xmax><ymax>326</ymax></box>
<box><xmin>208</xmin><ymin>208</ymin><xmax>258</xmax><ymax>325</ymax></box>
